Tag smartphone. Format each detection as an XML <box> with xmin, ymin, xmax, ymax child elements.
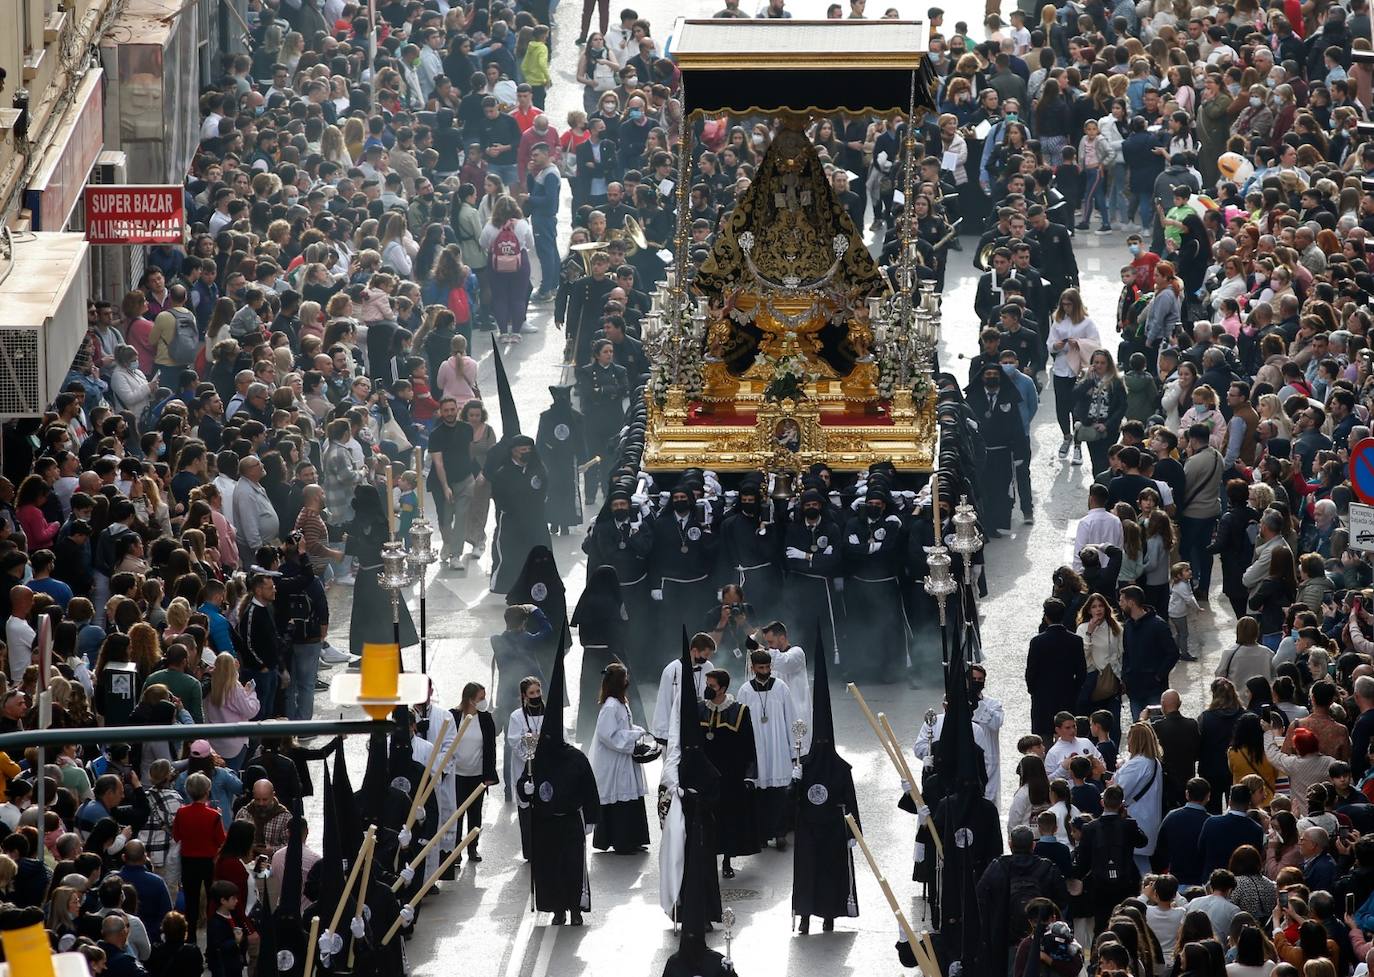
<box><xmin>1349</xmin><ymin>893</ymin><xmax>1356</xmax><ymax>917</ymax></box>
<box><xmin>1279</xmin><ymin>891</ymin><xmax>1290</xmax><ymax>909</ymax></box>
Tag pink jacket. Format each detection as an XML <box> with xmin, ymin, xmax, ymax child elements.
<box><xmin>17</xmin><ymin>504</ymin><xmax>58</xmax><ymax>552</ymax></box>
<box><xmin>205</xmin><ymin>682</ymin><xmax>260</xmax><ymax>757</ymax></box>
<box><xmin>211</xmin><ymin>508</ymin><xmax>239</xmax><ymax>569</ymax></box>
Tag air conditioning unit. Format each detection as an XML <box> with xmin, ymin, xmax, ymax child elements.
<box><xmin>0</xmin><ymin>231</ymin><xmax>90</xmax><ymax>420</ymax></box>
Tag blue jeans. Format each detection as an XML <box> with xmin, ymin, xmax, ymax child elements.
<box><xmin>1133</xmin><ymin>192</ymin><xmax>1154</xmax><ymax>234</ymax></box>
<box><xmin>532</xmin><ymin>217</ymin><xmax>559</xmax><ymax>293</ymax></box>
<box><xmin>490</xmin><ymin>164</ymin><xmax>518</xmax><ymax>187</ymax></box>
<box><xmin>1178</xmin><ymin>515</ymin><xmax>1217</xmax><ymax>596</ymax></box>
<box><xmin>1109</xmin><ymin>162</ymin><xmax>1128</xmax><ymax>222</ymax></box>
<box><xmin>287</xmin><ymin>642</ymin><xmax>321</xmax><ymax>721</ymax></box>
<box><xmin>240</xmin><ymin>668</ymin><xmax>279</xmax><ymax>720</ymax></box>
<box><xmin>1262</xmin><ymin>632</ymin><xmax>1282</xmax><ymax>651</ymax></box>
<box><xmin>1082</xmin><ymin>167</ymin><xmax>1110</xmax><ymax>227</ymax></box>
<box><xmin>1128</xmin><ymin>686</ymin><xmax>1163</xmax><ymax>722</ymax></box>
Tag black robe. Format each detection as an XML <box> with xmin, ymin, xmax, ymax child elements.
<box><xmin>701</xmin><ymin>698</ymin><xmax>760</xmax><ymax>858</ymax></box>
<box><xmin>344</xmin><ymin>510</ymin><xmax>419</xmax><ymax>655</ymax></box>
<box><xmin>530</xmin><ymin>741</ymin><xmax>600</xmax><ymax>912</ymax></box>
<box><xmin>719</xmin><ymin>507</ymin><xmax>785</xmax><ymax>623</ymax></box>
<box><xmin>782</xmin><ymin>515</ymin><xmax>845</xmax><ymax>659</ymax></box>
<box><xmin>536</xmin><ymin>394</ymin><xmax>586</xmax><ymax>529</ymax></box>
<box><xmin>489</xmin><ymin>452</ymin><xmax>552</xmax><ymax>594</ymax></box>
<box><xmin>793</xmin><ymin>750</ymin><xmax>860</xmax><ymax>921</ymax></box>
<box><xmin>841</xmin><ymin>513</ymin><xmax>910</xmax><ymax>682</ymax></box>
<box><xmin>505</xmin><ymin>546</ymin><xmax>567</xmax><ymax>682</ymax></box>
<box><xmin>582</xmin><ymin>512</ymin><xmax>654</xmax><ymax>667</ymax></box>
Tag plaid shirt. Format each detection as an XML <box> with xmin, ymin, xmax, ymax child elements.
<box><xmin>138</xmin><ymin>787</ymin><xmax>183</xmax><ymax>869</ymax></box>
<box><xmin>235</xmin><ymin>800</ymin><xmax>291</xmax><ymax>857</ymax></box>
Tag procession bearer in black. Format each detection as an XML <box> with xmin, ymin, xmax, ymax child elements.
<box><xmin>782</xmin><ymin>489</ymin><xmax>844</xmax><ymax>663</ymax></box>
<box><xmin>582</xmin><ymin>487</ymin><xmax>654</xmax><ymax>667</ymax></box>
<box><xmin>651</xmin><ymin>482</ymin><xmax>719</xmax><ymax>644</ymax></box>
<box><xmin>720</xmin><ymin>478</ymin><xmax>784</xmax><ymax>625</ymax></box>
<box><xmin>841</xmin><ymin>487</ymin><xmax>910</xmax><ymax>684</ymax></box>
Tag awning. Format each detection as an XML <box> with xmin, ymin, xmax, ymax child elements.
<box><xmin>672</xmin><ymin>19</ymin><xmax>937</xmax><ymax>117</ymax></box>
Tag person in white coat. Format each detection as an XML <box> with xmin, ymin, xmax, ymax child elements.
<box><xmin>590</xmin><ymin>663</ymin><xmax>649</xmax><ymax>852</ymax></box>
<box><xmin>1113</xmin><ymin>721</ymin><xmax>1166</xmax><ymax>877</ymax></box>
<box><xmin>736</xmin><ymin>649</ymin><xmax>799</xmax><ymax>850</ymax></box>
<box><xmin>652</xmin><ymin>632</ymin><xmax>715</xmax><ymax>743</ymax></box>
<box><xmin>109</xmin><ymin>345</ymin><xmax>156</xmax><ymax>418</ymax></box>
<box><xmin>761</xmin><ymin>622</ymin><xmax>812</xmax><ymax>755</ymax></box>
<box><xmin>443</xmin><ymin>683</ymin><xmax>497</xmax><ymax>867</ymax></box>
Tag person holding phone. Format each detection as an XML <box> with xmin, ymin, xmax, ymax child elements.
<box><xmin>203</xmin><ymin>653</ymin><xmax>260</xmax><ymax>771</ymax></box>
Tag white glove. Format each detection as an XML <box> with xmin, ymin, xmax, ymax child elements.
<box><xmin>319</xmin><ymin>930</ymin><xmax>343</xmax><ymax>960</ymax></box>
<box><xmin>867</xmin><ymin>540</ymin><xmax>881</xmax><ymax>555</ymax></box>
<box><xmin>848</xmin><ymin>838</ymin><xmax>858</xmax><ymax>849</ymax></box>
<box><xmin>585</xmin><ymin>822</ymin><xmax>595</xmax><ymax>835</ymax></box>
<box><xmin>399</xmin><ymin>865</ymin><xmax>415</xmax><ymax>885</ymax></box>
<box><xmin>791</xmin><ymin>764</ymin><xmax>802</xmax><ymax>780</ymax></box>
<box><xmin>521</xmin><ymin>780</ymin><xmax>534</xmax><ymax>797</ymax></box>
<box><xmin>917</xmin><ymin>805</ymin><xmax>931</xmax><ymax>819</ymax></box>
<box><xmin>900</xmin><ymin>779</ymin><xmax>912</xmax><ymax>794</ymax></box>
<box><xmin>350</xmin><ymin>917</ymin><xmax>366</xmax><ymax>939</ymax></box>
<box><xmin>833</xmin><ymin>578</ymin><xmax>844</xmax><ymax>593</ymax></box>
<box><xmin>399</xmin><ymin>905</ymin><xmax>415</xmax><ymax>926</ymax></box>
<box><xmin>847</xmin><ymin>534</ymin><xmax>860</xmax><ymax>545</ymax></box>
<box><xmin>398</xmin><ymin>827</ymin><xmax>412</xmax><ymax>847</ymax></box>
<box><xmin>785</xmin><ymin>546</ymin><xmax>807</xmax><ymax>560</ymax></box>
<box><xmin>651</xmin><ymin>589</ymin><xmax>664</xmax><ymax>601</ymax></box>
<box><xmin>822</xmin><ymin>545</ymin><xmax>833</xmax><ymax>555</ymax></box>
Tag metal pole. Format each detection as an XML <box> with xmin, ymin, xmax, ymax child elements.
<box><xmin>0</xmin><ymin>718</ymin><xmax>390</xmax><ymax>752</ymax></box>
<box><xmin>419</xmin><ymin>575</ymin><xmax>428</xmax><ymax>674</ymax></box>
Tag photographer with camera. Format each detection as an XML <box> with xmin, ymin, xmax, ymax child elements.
<box><xmin>702</xmin><ymin>583</ymin><xmax>754</xmax><ymax>680</ymax></box>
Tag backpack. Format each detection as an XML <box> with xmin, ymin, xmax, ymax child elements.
<box><xmin>489</xmin><ymin>220</ymin><xmax>522</xmax><ymax>273</ymax></box>
<box><xmin>1006</xmin><ymin>859</ymin><xmax>1046</xmax><ymax>941</ymax></box>
<box><xmin>165</xmin><ymin>308</ymin><xmax>200</xmax><ymax>366</ymax></box>
<box><xmin>1090</xmin><ymin>816</ymin><xmax>1130</xmax><ymax>887</ymax></box>
<box><xmin>448</xmin><ymin>285</ymin><xmax>471</xmax><ymax>324</ymax></box>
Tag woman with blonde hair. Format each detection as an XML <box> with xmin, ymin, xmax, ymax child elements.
<box><xmin>1048</xmin><ymin>287</ymin><xmax>1102</xmax><ymax>464</ymax></box>
<box><xmin>436</xmin><ymin>333</ymin><xmax>479</xmax><ymax>403</ymax></box>
<box><xmin>379</xmin><ymin>212</ymin><xmax>415</xmax><ymax>278</ymax></box>
<box><xmin>1180</xmin><ymin>383</ymin><xmax>1228</xmax><ymax>451</ymax></box>
<box><xmin>1115</xmin><ymin>722</ymin><xmax>1165</xmax><ymax>874</ymax></box>
<box><xmin>204</xmin><ymin>653</ymin><xmax>259</xmax><ymax>769</ymax></box>
<box><xmin>1258</xmin><ymin>394</ymin><xmax>1292</xmax><ymax>437</ymax></box>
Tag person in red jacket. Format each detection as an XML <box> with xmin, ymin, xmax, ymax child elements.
<box><xmin>172</xmin><ymin>771</ymin><xmax>227</xmax><ymax>936</ymax></box>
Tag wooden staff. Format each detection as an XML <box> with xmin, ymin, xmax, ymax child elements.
<box><xmin>385</xmin><ymin>463</ymin><xmax>396</xmax><ymax>539</ymax></box>
<box><xmin>324</xmin><ymin>828</ymin><xmax>375</xmax><ymax>944</ymax></box>
<box><xmin>403</xmin><ymin>714</ymin><xmax>472</xmax><ymax>838</ymax></box>
<box><xmin>847</xmin><ymin>685</ymin><xmax>943</xmax><ymax>857</ymax></box>
<box><xmin>845</xmin><ymin>814</ymin><xmax>927</xmax><ymax>967</ymax></box>
<box><xmin>413</xmin><ymin>447</ymin><xmax>425</xmax><ymax>519</ymax></box>
<box><xmin>347</xmin><ymin>833</ymin><xmax>376</xmax><ymax>967</ymax></box>
<box><xmin>391</xmin><ymin>782</ymin><xmax>487</xmax><ymax>892</ymax></box>
<box><xmin>381</xmin><ymin>827</ymin><xmax>481</xmax><ymax>945</ymax></box>
<box><xmin>920</xmin><ymin>931</ymin><xmax>943</xmax><ymax>977</ymax></box>
<box><xmin>884</xmin><ymin>714</ymin><xmax>939</xmax><ymax>857</ymax></box>
<box><xmin>302</xmin><ymin>916</ymin><xmax>322</xmax><ymax>977</ymax></box>
<box><xmin>403</xmin><ymin>715</ymin><xmax>453</xmax><ymax>833</ymax></box>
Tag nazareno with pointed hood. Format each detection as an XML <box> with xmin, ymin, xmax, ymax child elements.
<box><xmin>528</xmin><ymin>629</ymin><xmax>601</xmax><ymax>916</ymax></box>
<box><xmin>791</xmin><ymin>628</ymin><xmax>860</xmax><ymax>925</ymax></box>
<box><xmin>491</xmin><ymin>333</ymin><xmax>522</xmax><ymax>439</ymax></box>
<box><xmin>664</xmin><ymin>628</ymin><xmax>733</xmax><ymax>977</ymax></box>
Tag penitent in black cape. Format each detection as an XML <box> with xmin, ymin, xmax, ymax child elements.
<box><xmin>505</xmin><ymin>544</ymin><xmax>567</xmax><ymax>680</ymax></box>
<box><xmin>536</xmin><ymin>384</ymin><xmax>586</xmax><ymax>532</ymax></box>
<box><xmin>664</xmin><ymin>630</ymin><xmax>735</xmax><ymax>977</ymax></box>
<box><xmin>344</xmin><ymin>482</ymin><xmax>419</xmax><ymax>655</ymax></box>
<box><xmin>529</xmin><ymin>629</ymin><xmax>600</xmax><ymax>915</ymax></box>
<box><xmin>792</xmin><ymin>631</ymin><xmax>860</xmax><ymax>925</ymax></box>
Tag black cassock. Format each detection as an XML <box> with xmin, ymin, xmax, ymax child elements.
<box><xmin>782</xmin><ymin>515</ymin><xmax>845</xmax><ymax>659</ymax></box>
<box><xmin>576</xmin><ymin>359</ymin><xmax>629</xmax><ymax>501</ymax></box>
<box><xmin>720</xmin><ymin>507</ymin><xmax>785</xmax><ymax>624</ymax></box>
<box><xmin>841</xmin><ymin>513</ymin><xmax>910</xmax><ymax>683</ymax></box>
<box><xmin>489</xmin><ymin>450</ymin><xmax>553</xmax><ymax>594</ymax></box>
<box><xmin>536</xmin><ymin>388</ymin><xmax>586</xmax><ymax>531</ymax></box>
<box><xmin>530</xmin><ymin>740</ymin><xmax>601</xmax><ymax>912</ymax></box>
<box><xmin>701</xmin><ymin>698</ymin><xmax>760</xmax><ymax>858</ymax></box>
<box><xmin>650</xmin><ymin>508</ymin><xmax>718</xmax><ymax>640</ymax></box>
<box><xmin>965</xmin><ymin>376</ymin><xmax>1027</xmax><ymax>534</ymax></box>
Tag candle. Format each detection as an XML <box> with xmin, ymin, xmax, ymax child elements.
<box><xmin>414</xmin><ymin>448</ymin><xmax>424</xmax><ymax>519</ymax></box>
<box><xmin>385</xmin><ymin>464</ymin><xmax>396</xmax><ymax>539</ymax></box>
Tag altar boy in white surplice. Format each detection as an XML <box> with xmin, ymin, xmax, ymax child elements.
<box><xmin>736</xmin><ymin>648</ymin><xmax>799</xmax><ymax>851</ymax></box>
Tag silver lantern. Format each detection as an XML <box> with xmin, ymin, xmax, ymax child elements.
<box><xmin>923</xmin><ymin>544</ymin><xmax>957</xmax><ymax>625</ymax></box>
<box><xmin>948</xmin><ymin>495</ymin><xmax>985</xmax><ymax>584</ymax></box>
<box><xmin>406</xmin><ymin>518</ymin><xmax>437</xmax><ymax>569</ymax></box>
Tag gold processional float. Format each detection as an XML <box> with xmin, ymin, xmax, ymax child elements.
<box><xmin>642</xmin><ymin>19</ymin><xmax>942</xmax><ymax>475</ymax></box>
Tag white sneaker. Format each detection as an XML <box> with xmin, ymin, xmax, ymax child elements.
<box><xmin>1058</xmin><ymin>438</ymin><xmax>1071</xmax><ymax>459</ymax></box>
<box><xmin>1071</xmin><ymin>445</ymin><xmax>1083</xmax><ymax>466</ymax></box>
<box><xmin>320</xmin><ymin>644</ymin><xmax>352</xmax><ymax>664</ymax></box>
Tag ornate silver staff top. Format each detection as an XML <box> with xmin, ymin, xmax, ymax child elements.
<box><xmin>722</xmin><ymin>907</ymin><xmax>737</xmax><ymax>967</ymax></box>
<box><xmin>791</xmin><ymin>718</ymin><xmax>808</xmax><ymax>753</ymax></box>
<box><xmin>518</xmin><ymin>728</ymin><xmax>540</xmax><ymax>765</ymax></box>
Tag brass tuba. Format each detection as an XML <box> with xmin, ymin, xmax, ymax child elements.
<box><xmin>609</xmin><ymin>215</ymin><xmax>648</xmax><ymax>256</ymax></box>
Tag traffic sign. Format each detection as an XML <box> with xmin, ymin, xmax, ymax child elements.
<box><xmin>1350</xmin><ymin>503</ymin><xmax>1374</xmax><ymax>554</ymax></box>
<box><xmin>1350</xmin><ymin>438</ymin><xmax>1374</xmax><ymax>505</ymax></box>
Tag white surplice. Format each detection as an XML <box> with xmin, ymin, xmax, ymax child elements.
<box><xmin>591</xmin><ymin>698</ymin><xmax>647</xmax><ymax>804</ymax></box>
<box><xmin>770</xmin><ymin>645</ymin><xmax>812</xmax><ymax>754</ymax></box>
<box><xmin>736</xmin><ymin>676</ymin><xmax>798</xmax><ymax>788</ymax></box>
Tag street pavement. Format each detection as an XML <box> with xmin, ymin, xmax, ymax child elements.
<box><xmin>300</xmin><ymin>4</ymin><xmax>1243</xmax><ymax>973</ymax></box>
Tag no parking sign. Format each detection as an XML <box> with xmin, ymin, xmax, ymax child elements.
<box><xmin>1350</xmin><ymin>438</ymin><xmax>1374</xmax><ymax>505</ymax></box>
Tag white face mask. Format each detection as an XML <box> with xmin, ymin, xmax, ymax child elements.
<box><xmin>475</xmin><ymin>698</ymin><xmax>490</xmax><ymax>713</ymax></box>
